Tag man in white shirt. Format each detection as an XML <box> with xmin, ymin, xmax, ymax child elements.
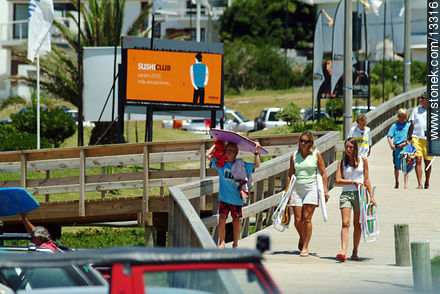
<box><xmin>406</xmin><ymin>93</ymin><xmax>433</xmax><ymax>189</ymax></box>
<box><xmin>347</xmin><ymin>114</ymin><xmax>371</xmax><ymax>158</ymax></box>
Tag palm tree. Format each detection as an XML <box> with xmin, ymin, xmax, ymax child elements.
<box><xmin>13</xmin><ymin>0</ymin><xmax>151</xmax><ymax>107</ymax></box>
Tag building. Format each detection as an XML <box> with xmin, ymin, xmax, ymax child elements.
<box><xmin>304</xmin><ymin>0</ymin><xmax>428</xmax><ymax>62</ymax></box>
<box><xmin>0</xmin><ymin>0</ymin><xmax>230</xmax><ymax>100</ymax></box>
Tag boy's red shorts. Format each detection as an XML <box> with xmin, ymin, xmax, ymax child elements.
<box><xmin>219</xmin><ymin>201</ymin><xmax>242</xmax><ymax>219</ymax></box>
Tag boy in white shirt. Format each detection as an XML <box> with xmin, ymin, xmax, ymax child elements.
<box><xmin>347</xmin><ymin>114</ymin><xmax>371</xmax><ymax>158</ymax></box>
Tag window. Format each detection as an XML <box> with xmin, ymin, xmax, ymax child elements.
<box><xmin>13</xmin><ymin>4</ymin><xmax>28</xmax><ymax>39</ymax></box>
<box><xmin>268</xmin><ymin>112</ymin><xmax>278</xmax><ymax>122</ymax></box>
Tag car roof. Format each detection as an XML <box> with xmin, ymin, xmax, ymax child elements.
<box><xmin>0</xmin><ymin>246</ymin><xmax>263</xmax><ymax>267</ymax></box>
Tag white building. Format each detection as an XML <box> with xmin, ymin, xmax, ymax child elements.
<box><xmin>0</xmin><ymin>0</ymin><xmax>428</xmax><ymax>100</ymax></box>
<box><xmin>0</xmin><ymin>0</ymin><xmax>230</xmax><ymax>100</ymax></box>
<box><xmin>304</xmin><ymin>0</ymin><xmax>428</xmax><ymax>62</ymax></box>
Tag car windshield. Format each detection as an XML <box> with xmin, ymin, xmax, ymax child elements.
<box><xmin>144</xmin><ymin>268</ymin><xmax>267</xmax><ymax>294</ymax></box>
<box><xmin>0</xmin><ymin>265</ymin><xmax>106</xmax><ymax>291</ymax></box>
<box><xmin>232</xmin><ymin>111</ymin><xmax>248</xmax><ymax>122</ymax></box>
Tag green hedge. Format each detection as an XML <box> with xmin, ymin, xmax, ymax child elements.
<box><xmin>0</xmin><ymin>124</ymin><xmax>51</xmax><ymax>151</ymax></box>
<box><xmin>11</xmin><ymin>107</ymin><xmax>76</xmax><ymax>148</ymax></box>
<box><xmin>433</xmin><ymin>256</ymin><xmax>440</xmax><ymax>291</ymax></box>
<box><xmin>59</xmin><ymin>228</ymin><xmax>146</xmax><ymax>248</ymax></box>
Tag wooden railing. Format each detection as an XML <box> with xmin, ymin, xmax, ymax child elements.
<box><xmin>0</xmin><ymin>132</ymin><xmax>328</xmax><ymax>222</ymax></box>
<box><xmin>168</xmin><ymin>131</ymin><xmax>340</xmax><ymax>248</ymax></box>
<box><xmin>167</xmin><ymin>87</ymin><xmax>426</xmax><ymax>248</ymax></box>
<box><xmin>366</xmin><ymin>87</ymin><xmax>425</xmax><ymax>145</ymax></box>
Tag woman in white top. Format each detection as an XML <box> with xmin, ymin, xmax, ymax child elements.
<box><xmin>335</xmin><ymin>138</ymin><xmax>376</xmax><ymax>261</ymax></box>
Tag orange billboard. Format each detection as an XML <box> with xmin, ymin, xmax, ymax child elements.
<box><xmin>125</xmin><ymin>49</ymin><xmax>222</xmax><ymax>108</ymax></box>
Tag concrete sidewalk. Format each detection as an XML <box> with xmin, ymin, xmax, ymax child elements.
<box><xmin>239</xmin><ymin>137</ymin><xmax>440</xmax><ymax>293</ymax></box>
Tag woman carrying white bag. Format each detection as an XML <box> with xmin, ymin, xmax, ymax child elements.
<box><xmin>288</xmin><ymin>131</ymin><xmax>329</xmax><ymax>257</ymax></box>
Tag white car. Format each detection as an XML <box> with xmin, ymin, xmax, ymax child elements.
<box><xmin>225</xmin><ymin>109</ymin><xmax>255</xmax><ymax>133</ymax></box>
<box><xmin>186</xmin><ymin>119</ymin><xmax>230</xmax><ymax>134</ymax></box>
<box><xmin>254</xmin><ymin>108</ymin><xmax>286</xmax><ymax>130</ymax></box>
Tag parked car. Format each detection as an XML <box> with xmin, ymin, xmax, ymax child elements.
<box><xmin>186</xmin><ymin>119</ymin><xmax>230</xmax><ymax>134</ymax></box>
<box><xmin>254</xmin><ymin>108</ymin><xmax>286</xmax><ymax>131</ymax></box>
<box><xmin>301</xmin><ymin>108</ymin><xmax>331</xmax><ymax>121</ymax></box>
<box><xmin>0</xmin><ymin>238</ymin><xmax>280</xmax><ymax>294</ymax></box>
<box><xmin>225</xmin><ymin>109</ymin><xmax>255</xmax><ymax>133</ymax></box>
<box><xmin>0</xmin><ymin>232</ymin><xmax>107</xmax><ymax>292</ymax></box>
<box><xmin>352</xmin><ymin>105</ymin><xmax>376</xmax><ymax>115</ymax></box>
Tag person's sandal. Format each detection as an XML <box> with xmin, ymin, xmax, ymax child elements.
<box><xmin>300</xmin><ymin>251</ymin><xmax>309</xmax><ymax>257</ymax></box>
<box><xmin>336</xmin><ymin>254</ymin><xmax>347</xmax><ymax>261</ymax></box>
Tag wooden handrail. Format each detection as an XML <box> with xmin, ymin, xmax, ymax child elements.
<box><xmin>0</xmin><ymin>132</ymin><xmax>326</xmax><ymax>221</ymax></box>
<box><xmin>168</xmin><ymin>131</ymin><xmax>340</xmax><ymax>248</ymax></box>
<box><xmin>167</xmin><ymin>87</ymin><xmax>426</xmax><ymax>248</ymax></box>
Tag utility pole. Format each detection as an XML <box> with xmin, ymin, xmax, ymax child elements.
<box><xmin>196</xmin><ymin>0</ymin><xmax>201</xmax><ymax>42</ymax></box>
<box><xmin>77</xmin><ymin>0</ymin><xmax>83</xmax><ymax>146</ymax></box>
<box><xmin>343</xmin><ymin>0</ymin><xmax>353</xmax><ymax>138</ymax></box>
<box><xmin>403</xmin><ymin>0</ymin><xmax>411</xmax><ymax>93</ymax></box>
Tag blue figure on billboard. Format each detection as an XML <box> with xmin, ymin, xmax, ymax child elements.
<box><xmin>190</xmin><ymin>53</ymin><xmax>209</xmax><ymax>104</ymax></box>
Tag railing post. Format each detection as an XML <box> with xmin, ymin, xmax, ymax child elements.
<box><xmin>167</xmin><ymin>197</ymin><xmax>175</xmax><ymax>247</ymax></box>
<box><xmin>394</xmin><ymin>223</ymin><xmax>411</xmax><ymax>266</ymax></box>
<box><xmin>143</xmin><ymin>145</ymin><xmax>153</xmax><ymax>244</ymax></box>
<box><xmin>101</xmin><ymin>167</ymin><xmax>106</xmax><ymax>199</ymax></box>
<box><xmin>411</xmin><ymin>241</ymin><xmax>432</xmax><ymax>292</ymax></box>
<box><xmin>79</xmin><ymin>149</ymin><xmax>86</xmax><ymax>216</ymax></box>
<box><xmin>254</xmin><ymin>180</ymin><xmax>265</xmax><ymax>231</ymax></box>
<box><xmin>20</xmin><ymin>152</ymin><xmax>27</xmax><ymax>189</ymax></box>
<box><xmin>159</xmin><ymin>162</ymin><xmax>165</xmax><ymax>197</ymax></box>
<box><xmin>45</xmin><ymin>170</ymin><xmax>50</xmax><ymax>202</ymax></box>
<box><xmin>266</xmin><ymin>175</ymin><xmax>276</xmax><ymax>226</ymax></box>
<box><xmin>199</xmin><ymin>142</ymin><xmax>206</xmax><ymax>210</ymax></box>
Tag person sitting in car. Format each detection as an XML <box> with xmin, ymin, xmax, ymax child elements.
<box><xmin>18</xmin><ymin>212</ymin><xmax>59</xmax><ymax>252</ymax></box>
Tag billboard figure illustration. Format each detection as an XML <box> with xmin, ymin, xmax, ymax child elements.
<box><xmin>190</xmin><ymin>53</ymin><xmax>209</xmax><ymax>104</ymax></box>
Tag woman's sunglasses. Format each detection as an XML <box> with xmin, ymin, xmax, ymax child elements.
<box><xmin>300</xmin><ymin>139</ymin><xmax>311</xmax><ymax>144</ymax></box>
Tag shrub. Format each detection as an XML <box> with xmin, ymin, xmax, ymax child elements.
<box><xmin>11</xmin><ymin>107</ymin><xmax>76</xmax><ymax>147</ymax></box>
<box><xmin>326</xmin><ymin>98</ymin><xmax>343</xmax><ymax>118</ymax></box>
<box><xmin>433</xmin><ymin>256</ymin><xmax>440</xmax><ymax>292</ymax></box>
<box><xmin>289</xmin><ymin>121</ymin><xmax>310</xmax><ymax>133</ymax></box>
<box><xmin>0</xmin><ymin>124</ymin><xmax>51</xmax><ymax>151</ymax></box>
<box><xmin>223</xmin><ymin>41</ymin><xmax>298</xmax><ymax>92</ymax></box>
<box><xmin>370</xmin><ymin>60</ymin><xmax>426</xmax><ymax>86</ymax></box>
<box><xmin>313</xmin><ymin>118</ymin><xmax>340</xmax><ymax>131</ymax></box>
<box><xmin>59</xmin><ymin>228</ymin><xmax>146</xmax><ymax>248</ymax></box>
<box><xmin>276</xmin><ymin>102</ymin><xmax>301</xmax><ymax>126</ymax></box>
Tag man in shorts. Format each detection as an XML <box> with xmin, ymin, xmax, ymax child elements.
<box><xmin>406</xmin><ymin>93</ymin><xmax>433</xmax><ymax>189</ymax></box>
<box><xmin>206</xmin><ymin>141</ymin><xmax>260</xmax><ymax>248</ymax></box>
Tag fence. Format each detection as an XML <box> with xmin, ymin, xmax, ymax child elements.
<box><xmin>168</xmin><ymin>86</ymin><xmax>426</xmax><ymax>248</ymax></box>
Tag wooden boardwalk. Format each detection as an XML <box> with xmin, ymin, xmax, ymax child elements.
<box><xmin>239</xmin><ymin>137</ymin><xmax>440</xmax><ymax>293</ymax></box>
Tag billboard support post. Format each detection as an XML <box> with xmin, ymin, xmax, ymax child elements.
<box><xmin>145</xmin><ymin>107</ymin><xmax>153</xmax><ymax>142</ymax></box>
<box><xmin>117</xmin><ymin>64</ymin><xmax>125</xmax><ymax>143</ymax></box>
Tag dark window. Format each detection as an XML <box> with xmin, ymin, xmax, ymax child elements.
<box><xmin>212</xmin><ymin>0</ymin><xmax>228</xmax><ymax>7</ymax></box>
<box><xmin>268</xmin><ymin>112</ymin><xmax>278</xmax><ymax>122</ymax></box>
<box><xmin>153</xmin><ymin>22</ymin><xmax>161</xmax><ymax>38</ymax></box>
<box><xmin>13</xmin><ymin>4</ymin><xmax>28</xmax><ymax>39</ymax></box>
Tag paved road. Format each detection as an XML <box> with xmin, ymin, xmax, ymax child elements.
<box><xmin>238</xmin><ymin>137</ymin><xmax>440</xmax><ymax>294</ymax></box>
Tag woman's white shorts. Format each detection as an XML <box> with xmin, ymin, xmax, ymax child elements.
<box><xmin>290</xmin><ymin>181</ymin><xmax>319</xmax><ymax>206</ymax></box>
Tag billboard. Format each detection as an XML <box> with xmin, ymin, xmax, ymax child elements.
<box><xmin>124</xmin><ymin>48</ymin><xmax>223</xmax><ymax>109</ymax></box>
